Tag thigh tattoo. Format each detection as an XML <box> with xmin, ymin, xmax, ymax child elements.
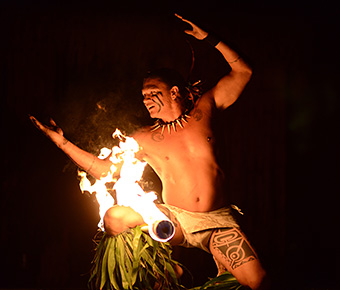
<box><xmin>211</xmin><ymin>228</ymin><xmax>257</xmax><ymax>270</ymax></box>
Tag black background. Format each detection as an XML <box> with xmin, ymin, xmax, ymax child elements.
<box><xmin>1</xmin><ymin>1</ymin><xmax>339</xmax><ymax>289</ymax></box>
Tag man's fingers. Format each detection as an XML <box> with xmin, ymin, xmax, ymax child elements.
<box><xmin>50</xmin><ymin>118</ymin><xmax>63</xmax><ymax>135</ymax></box>
<box><xmin>50</xmin><ymin>118</ymin><xmax>57</xmax><ymax>127</ymax></box>
<box><xmin>50</xmin><ymin>118</ymin><xmax>64</xmax><ymax>135</ymax></box>
<box><xmin>175</xmin><ymin>14</ymin><xmax>194</xmax><ymax>35</ymax></box>
<box><xmin>175</xmin><ymin>13</ymin><xmax>206</xmax><ymax>39</ymax></box>
<box><xmin>184</xmin><ymin>29</ymin><xmax>194</xmax><ymax>36</ymax></box>
<box><xmin>184</xmin><ymin>30</ymin><xmax>196</xmax><ymax>37</ymax></box>
<box><xmin>175</xmin><ymin>13</ymin><xmax>193</xmax><ymax>26</ymax></box>
<box><xmin>29</xmin><ymin>115</ymin><xmax>44</xmax><ymax>130</ymax></box>
<box><xmin>29</xmin><ymin>115</ymin><xmax>63</xmax><ymax>135</ymax></box>
<box><xmin>174</xmin><ymin>13</ymin><xmax>183</xmax><ymax>20</ymax></box>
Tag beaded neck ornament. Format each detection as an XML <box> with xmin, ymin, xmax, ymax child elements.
<box><xmin>150</xmin><ymin>80</ymin><xmax>202</xmax><ymax>135</ymax></box>
<box><xmin>150</xmin><ymin>112</ymin><xmax>191</xmax><ymax>135</ymax></box>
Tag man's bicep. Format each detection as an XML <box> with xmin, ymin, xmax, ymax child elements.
<box><xmin>212</xmin><ymin>71</ymin><xmax>252</xmax><ymax>110</ymax></box>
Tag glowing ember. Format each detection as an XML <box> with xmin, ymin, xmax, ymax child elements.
<box><xmin>78</xmin><ymin>129</ymin><xmax>174</xmax><ymax>242</ymax></box>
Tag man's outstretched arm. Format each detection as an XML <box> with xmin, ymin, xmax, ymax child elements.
<box><xmin>176</xmin><ymin>14</ymin><xmax>252</xmax><ymax>110</ymax></box>
<box><xmin>30</xmin><ymin>116</ymin><xmax>113</xmax><ymax>179</ymax></box>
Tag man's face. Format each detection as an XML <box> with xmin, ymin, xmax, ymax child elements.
<box><xmin>142</xmin><ymin>78</ymin><xmax>171</xmax><ymax>119</ymax></box>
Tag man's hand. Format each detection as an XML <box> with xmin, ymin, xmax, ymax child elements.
<box><xmin>175</xmin><ymin>14</ymin><xmax>208</xmax><ymax>40</ymax></box>
<box><xmin>29</xmin><ymin>115</ymin><xmax>67</xmax><ymax>147</ymax></box>
<box><xmin>30</xmin><ymin>115</ymin><xmax>113</xmax><ymax>179</ymax></box>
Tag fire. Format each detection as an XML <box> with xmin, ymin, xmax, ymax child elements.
<box><xmin>78</xmin><ymin>129</ymin><xmax>174</xmax><ymax>242</ymax></box>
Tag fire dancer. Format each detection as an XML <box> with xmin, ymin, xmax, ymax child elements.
<box><xmin>31</xmin><ymin>15</ymin><xmax>268</xmax><ymax>289</ymax></box>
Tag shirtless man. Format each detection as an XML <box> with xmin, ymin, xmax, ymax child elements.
<box><xmin>30</xmin><ymin>15</ymin><xmax>269</xmax><ymax>289</ymax></box>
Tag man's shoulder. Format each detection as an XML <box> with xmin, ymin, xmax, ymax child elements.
<box><xmin>131</xmin><ymin>126</ymin><xmax>151</xmax><ymax>143</ymax></box>
<box><xmin>193</xmin><ymin>90</ymin><xmax>217</xmax><ymax>113</ymax></box>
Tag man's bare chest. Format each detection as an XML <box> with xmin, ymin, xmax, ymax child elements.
<box><xmin>142</xmin><ymin>123</ymin><xmax>215</xmax><ymax>164</ymax></box>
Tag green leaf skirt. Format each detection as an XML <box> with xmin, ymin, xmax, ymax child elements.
<box><xmin>89</xmin><ymin>226</ymin><xmax>244</xmax><ymax>290</ymax></box>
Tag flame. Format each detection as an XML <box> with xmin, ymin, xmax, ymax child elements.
<box><xmin>78</xmin><ymin>129</ymin><xmax>174</xmax><ymax>242</ymax></box>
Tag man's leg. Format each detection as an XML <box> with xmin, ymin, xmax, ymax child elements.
<box><xmin>212</xmin><ymin>255</ymin><xmax>227</xmax><ymax>276</ymax></box>
<box><xmin>104</xmin><ymin>205</ymin><xmax>184</xmax><ymax>281</ymax></box>
<box><xmin>209</xmin><ymin>227</ymin><xmax>269</xmax><ymax>290</ymax></box>
<box><xmin>104</xmin><ymin>205</ymin><xmax>144</xmax><ymax>235</ymax></box>
<box><xmin>104</xmin><ymin>205</ymin><xmax>184</xmax><ymax>245</ymax></box>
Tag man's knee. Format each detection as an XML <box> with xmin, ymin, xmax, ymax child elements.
<box><xmin>253</xmin><ymin>271</ymin><xmax>270</xmax><ymax>290</ymax></box>
<box><xmin>104</xmin><ymin>205</ymin><xmax>144</xmax><ymax>236</ymax></box>
<box><xmin>238</xmin><ymin>267</ymin><xmax>269</xmax><ymax>290</ymax></box>
<box><xmin>215</xmin><ymin>256</ymin><xmax>269</xmax><ymax>289</ymax></box>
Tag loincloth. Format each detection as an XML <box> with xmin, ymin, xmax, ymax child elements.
<box><xmin>162</xmin><ymin>204</ymin><xmax>240</xmax><ymax>253</ymax></box>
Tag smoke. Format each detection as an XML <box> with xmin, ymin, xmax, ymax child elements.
<box><xmin>72</xmin><ymin>99</ymin><xmax>145</xmax><ymax>153</ymax></box>
<box><xmin>55</xmin><ymin>74</ymin><xmax>151</xmax><ymax>161</ymax></box>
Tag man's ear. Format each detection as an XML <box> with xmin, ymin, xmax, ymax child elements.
<box><xmin>170</xmin><ymin>86</ymin><xmax>180</xmax><ymax>100</ymax></box>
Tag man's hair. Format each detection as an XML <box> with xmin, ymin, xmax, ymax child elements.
<box><xmin>143</xmin><ymin>68</ymin><xmax>188</xmax><ymax>98</ymax></box>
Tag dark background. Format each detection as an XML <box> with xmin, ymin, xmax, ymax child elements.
<box><xmin>1</xmin><ymin>1</ymin><xmax>339</xmax><ymax>289</ymax></box>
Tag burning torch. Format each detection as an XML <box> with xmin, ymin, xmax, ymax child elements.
<box><xmin>79</xmin><ymin>129</ymin><xmax>175</xmax><ymax>243</ymax></box>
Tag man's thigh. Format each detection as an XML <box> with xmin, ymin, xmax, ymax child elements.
<box><xmin>209</xmin><ymin>227</ymin><xmax>266</xmax><ymax>287</ymax></box>
<box><xmin>210</xmin><ymin>227</ymin><xmax>258</xmax><ymax>270</ymax></box>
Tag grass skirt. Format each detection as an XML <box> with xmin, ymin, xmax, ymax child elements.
<box><xmin>89</xmin><ymin>226</ymin><xmax>244</xmax><ymax>290</ymax></box>
<box><xmin>89</xmin><ymin>226</ymin><xmax>185</xmax><ymax>289</ymax></box>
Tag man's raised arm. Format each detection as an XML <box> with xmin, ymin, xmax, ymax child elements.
<box><xmin>175</xmin><ymin>14</ymin><xmax>252</xmax><ymax>110</ymax></box>
<box><xmin>30</xmin><ymin>116</ymin><xmax>113</xmax><ymax>180</ymax></box>
<box><xmin>211</xmin><ymin>41</ymin><xmax>252</xmax><ymax>110</ymax></box>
